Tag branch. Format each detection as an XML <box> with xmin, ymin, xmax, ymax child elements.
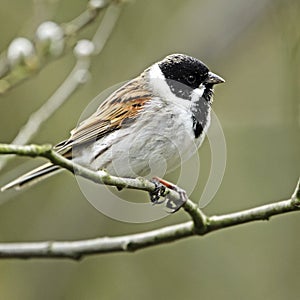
<box><xmin>0</xmin><ymin>0</ymin><xmax>120</xmax><ymax>90</ymax></box>
<box><xmin>0</xmin><ymin>143</ymin><xmax>299</xmax><ymax>260</ymax></box>
<box><xmin>0</xmin><ymin>3</ymin><xmax>122</xmax><ymax>171</ymax></box>
<box><xmin>0</xmin><ymin>143</ymin><xmax>159</xmax><ymax>192</ymax></box>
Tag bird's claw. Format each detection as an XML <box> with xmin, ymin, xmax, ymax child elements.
<box><xmin>149</xmin><ymin>177</ymin><xmax>188</xmax><ymax>213</ymax></box>
<box><xmin>164</xmin><ymin>186</ymin><xmax>188</xmax><ymax>213</ymax></box>
<box><xmin>149</xmin><ymin>178</ymin><xmax>166</xmax><ymax>204</ymax></box>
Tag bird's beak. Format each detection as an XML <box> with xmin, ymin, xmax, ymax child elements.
<box><xmin>205</xmin><ymin>72</ymin><xmax>225</xmax><ymax>85</ymax></box>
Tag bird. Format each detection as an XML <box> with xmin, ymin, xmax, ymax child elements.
<box><xmin>2</xmin><ymin>53</ymin><xmax>224</xmax><ymax>209</ymax></box>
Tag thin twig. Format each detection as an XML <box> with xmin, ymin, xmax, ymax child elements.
<box><xmin>7</xmin><ymin>59</ymin><xmax>90</xmax><ymax>147</ymax></box>
<box><xmin>0</xmin><ymin>3</ymin><xmax>122</xmax><ymax>171</ymax></box>
<box><xmin>0</xmin><ymin>143</ymin><xmax>185</xmax><ymax>199</ymax></box>
<box><xmin>0</xmin><ymin>0</ymin><xmax>112</xmax><ymax>81</ymax></box>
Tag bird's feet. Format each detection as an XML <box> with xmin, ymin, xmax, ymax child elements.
<box><xmin>149</xmin><ymin>177</ymin><xmax>188</xmax><ymax>213</ymax></box>
<box><xmin>149</xmin><ymin>177</ymin><xmax>166</xmax><ymax>205</ymax></box>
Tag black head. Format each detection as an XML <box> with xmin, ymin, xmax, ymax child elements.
<box><xmin>158</xmin><ymin>54</ymin><xmax>224</xmax><ymax>100</ymax></box>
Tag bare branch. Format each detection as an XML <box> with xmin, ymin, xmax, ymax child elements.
<box><xmin>0</xmin><ymin>222</ymin><xmax>195</xmax><ymax>260</ymax></box>
<box><xmin>0</xmin><ymin>191</ymin><xmax>298</xmax><ymax>260</ymax></box>
<box><xmin>0</xmin><ymin>3</ymin><xmax>122</xmax><ymax>170</ymax></box>
<box><xmin>0</xmin><ymin>143</ymin><xmax>186</xmax><ymax>199</ymax></box>
<box><xmin>0</xmin><ymin>143</ymin><xmax>299</xmax><ymax>260</ymax></box>
<box><xmin>0</xmin><ymin>0</ymin><xmax>116</xmax><ymax>85</ymax></box>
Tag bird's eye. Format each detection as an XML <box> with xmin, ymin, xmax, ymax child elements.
<box><xmin>187</xmin><ymin>74</ymin><xmax>196</xmax><ymax>84</ymax></box>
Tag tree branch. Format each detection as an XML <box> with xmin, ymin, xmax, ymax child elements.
<box><xmin>0</xmin><ymin>2</ymin><xmax>122</xmax><ymax>171</ymax></box>
<box><xmin>0</xmin><ymin>0</ymin><xmax>120</xmax><ymax>90</ymax></box>
<box><xmin>0</xmin><ymin>143</ymin><xmax>299</xmax><ymax>260</ymax></box>
<box><xmin>0</xmin><ymin>143</ymin><xmax>159</xmax><ymax>192</ymax></box>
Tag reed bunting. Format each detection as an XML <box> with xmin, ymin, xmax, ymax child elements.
<box><xmin>2</xmin><ymin>54</ymin><xmax>224</xmax><ymax>209</ymax></box>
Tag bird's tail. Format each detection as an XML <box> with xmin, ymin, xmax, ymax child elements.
<box><xmin>1</xmin><ymin>163</ymin><xmax>62</xmax><ymax>191</ymax></box>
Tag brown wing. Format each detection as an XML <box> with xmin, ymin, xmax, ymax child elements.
<box><xmin>55</xmin><ymin>77</ymin><xmax>151</xmax><ymax>152</ymax></box>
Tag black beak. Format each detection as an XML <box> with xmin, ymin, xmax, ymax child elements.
<box><xmin>205</xmin><ymin>71</ymin><xmax>225</xmax><ymax>85</ymax></box>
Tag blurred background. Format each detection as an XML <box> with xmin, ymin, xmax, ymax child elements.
<box><xmin>0</xmin><ymin>0</ymin><xmax>299</xmax><ymax>299</ymax></box>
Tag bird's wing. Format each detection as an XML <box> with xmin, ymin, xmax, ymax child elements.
<box><xmin>55</xmin><ymin>78</ymin><xmax>151</xmax><ymax>153</ymax></box>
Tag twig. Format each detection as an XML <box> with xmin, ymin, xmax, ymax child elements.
<box><xmin>0</xmin><ymin>0</ymin><xmax>112</xmax><ymax>81</ymax></box>
<box><xmin>92</xmin><ymin>3</ymin><xmax>122</xmax><ymax>55</ymax></box>
<box><xmin>0</xmin><ymin>3</ymin><xmax>122</xmax><ymax>171</ymax></box>
<box><xmin>0</xmin><ymin>143</ymin><xmax>299</xmax><ymax>260</ymax></box>
<box><xmin>0</xmin><ymin>222</ymin><xmax>195</xmax><ymax>260</ymax></box>
<box><xmin>0</xmin><ymin>143</ymin><xmax>184</xmax><ymax>198</ymax></box>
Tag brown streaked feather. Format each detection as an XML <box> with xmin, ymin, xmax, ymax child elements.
<box><xmin>56</xmin><ymin>77</ymin><xmax>151</xmax><ymax>152</ymax></box>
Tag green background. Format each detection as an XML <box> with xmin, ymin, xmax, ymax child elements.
<box><xmin>0</xmin><ymin>0</ymin><xmax>299</xmax><ymax>299</ymax></box>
